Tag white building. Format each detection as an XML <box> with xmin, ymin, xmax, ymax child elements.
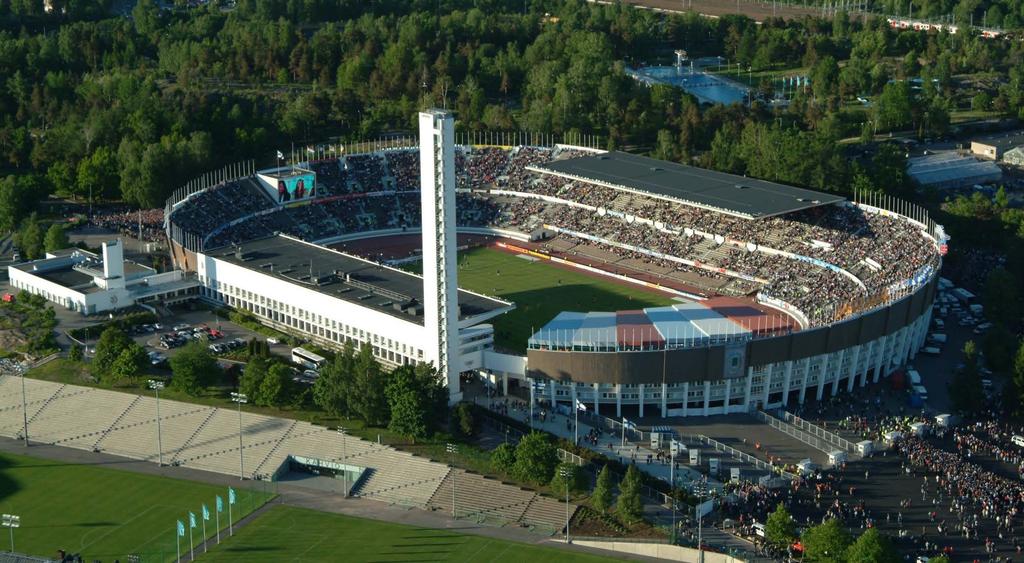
<box><xmin>7</xmin><ymin>240</ymin><xmax>198</xmax><ymax>315</ymax></box>
<box><xmin>194</xmin><ymin>234</ymin><xmax>512</xmax><ymax>371</ymax></box>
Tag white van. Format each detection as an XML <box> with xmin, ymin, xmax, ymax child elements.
<box><xmin>929</xmin><ymin>333</ymin><xmax>947</xmax><ymax>344</ymax></box>
<box><xmin>1012</xmin><ymin>435</ymin><xmax>1024</xmax><ymax>448</ymax></box>
<box><xmin>934</xmin><ymin>319</ymin><xmax>944</xmax><ymax>329</ymax></box>
<box><xmin>922</xmin><ymin>346</ymin><xmax>941</xmax><ymax>355</ymax></box>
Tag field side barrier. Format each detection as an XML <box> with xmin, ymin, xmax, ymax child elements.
<box><xmin>778</xmin><ymin>411</ymin><xmax>858</xmax><ymax>455</ymax></box>
<box><xmin>752</xmin><ymin>410</ymin><xmax>841</xmax><ymax>460</ymax></box>
<box><xmin>680</xmin><ymin>433</ymin><xmax>798</xmax><ymax>481</ymax></box>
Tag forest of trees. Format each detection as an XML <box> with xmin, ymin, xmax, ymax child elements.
<box><xmin>0</xmin><ymin>0</ymin><xmax>1023</xmax><ymax>223</ymax></box>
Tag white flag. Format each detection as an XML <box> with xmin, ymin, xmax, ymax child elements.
<box><xmin>575</xmin><ymin>399</ymin><xmax>587</xmax><ymax>412</ymax></box>
<box><xmin>276</xmin><ymin>150</ymin><xmax>284</xmax><ymax>159</ymax></box>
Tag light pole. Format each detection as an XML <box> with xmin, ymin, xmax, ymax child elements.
<box><xmin>337</xmin><ymin>427</ymin><xmax>348</xmax><ymax>497</ymax></box>
<box><xmin>18</xmin><ymin>369</ymin><xmax>27</xmax><ymax>447</ymax></box>
<box><xmin>558</xmin><ymin>466</ymin><xmax>572</xmax><ymax>544</ymax></box>
<box><xmin>670</xmin><ymin>440</ymin><xmax>677</xmax><ymax>545</ymax></box>
<box><xmin>695</xmin><ymin>477</ymin><xmax>708</xmax><ymax>563</ymax></box>
<box><xmin>230</xmin><ymin>392</ymin><xmax>247</xmax><ymax>479</ymax></box>
<box><xmin>446</xmin><ymin>443</ymin><xmax>458</xmax><ymax>518</ymax></box>
<box><xmin>2</xmin><ymin>514</ymin><xmax>19</xmax><ymax>553</ymax></box>
<box><xmin>148</xmin><ymin>380</ymin><xmax>165</xmax><ymax>466</ymax></box>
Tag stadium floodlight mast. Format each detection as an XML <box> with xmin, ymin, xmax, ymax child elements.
<box><xmin>558</xmin><ymin>466</ymin><xmax>572</xmax><ymax>544</ymax></box>
<box><xmin>1</xmin><ymin>514</ymin><xmax>19</xmax><ymax>553</ymax></box>
<box><xmin>10</xmin><ymin>363</ymin><xmax>29</xmax><ymax>447</ymax></box>
<box><xmin>694</xmin><ymin>477</ymin><xmax>708</xmax><ymax>563</ymax></box>
<box><xmin>148</xmin><ymin>380</ymin><xmax>165</xmax><ymax>466</ymax></box>
<box><xmin>337</xmin><ymin>427</ymin><xmax>348</xmax><ymax>497</ymax></box>
<box><xmin>446</xmin><ymin>443</ymin><xmax>458</xmax><ymax>518</ymax></box>
<box><xmin>230</xmin><ymin>392</ymin><xmax>247</xmax><ymax>479</ymax></box>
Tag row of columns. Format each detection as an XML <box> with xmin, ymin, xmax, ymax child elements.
<box><xmin>509</xmin><ymin>310</ymin><xmax>930</xmax><ymax>417</ymax></box>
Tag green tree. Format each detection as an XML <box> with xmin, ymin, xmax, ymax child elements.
<box><xmin>1010</xmin><ymin>340</ymin><xmax>1024</xmax><ymax>419</ymax></box>
<box><xmin>93</xmin><ymin>326</ymin><xmax>132</xmax><ymax>375</ymax></box>
<box><xmin>169</xmin><ymin>339</ymin><xmax>218</xmax><ymax>396</ymax></box>
<box><xmin>512</xmin><ymin>431</ymin><xmax>558</xmax><ymax>485</ymax></box>
<box><xmin>109</xmin><ymin>343</ymin><xmax>147</xmax><ymax>384</ymax></box>
<box><xmin>592</xmin><ymin>465</ymin><xmax>614</xmax><ymax>513</ymax></box>
<box><xmin>240</xmin><ymin>356</ymin><xmax>268</xmax><ymax>400</ymax></box>
<box><xmin>43</xmin><ymin>223</ymin><xmax>69</xmax><ymax>254</ymax></box>
<box><xmin>312</xmin><ymin>340</ymin><xmax>354</xmax><ymax>417</ymax></box>
<box><xmin>616</xmin><ymin>464</ymin><xmax>643</xmax><ymax>524</ymax></box>
<box><xmin>258</xmin><ymin>363</ymin><xmax>295</xmax><ymax>408</ymax></box>
<box><xmin>69</xmin><ymin>343</ymin><xmax>83</xmax><ymax>362</ymax></box>
<box><xmin>454</xmin><ymin>402</ymin><xmax>475</xmax><ymax>438</ymax></box>
<box><xmin>76</xmin><ymin>147</ymin><xmax>119</xmax><ymax>203</ymax></box>
<box><xmin>845</xmin><ymin>528</ymin><xmax>899</xmax><ymax>563</ymax></box>
<box><xmin>549</xmin><ymin>462</ymin><xmax>586</xmax><ymax>497</ymax></box>
<box><xmin>491</xmin><ymin>443</ymin><xmax>516</xmax><ymax>473</ymax></box>
<box><xmin>17</xmin><ymin>214</ymin><xmax>43</xmax><ymax>260</ymax></box>
<box><xmin>350</xmin><ymin>345</ymin><xmax>388</xmax><ymax>426</ymax></box>
<box><xmin>874</xmin><ymin>81</ymin><xmax>913</xmax><ymax>131</ymax></box>
<box><xmin>765</xmin><ymin>502</ymin><xmax>797</xmax><ymax>550</ymax></box>
<box><xmin>802</xmin><ymin>519</ymin><xmax>852</xmax><ymax>563</ymax></box>
<box><xmin>385</xmin><ymin>365</ymin><xmax>431</xmax><ymax>440</ymax></box>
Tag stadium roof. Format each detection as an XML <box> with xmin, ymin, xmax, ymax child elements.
<box><xmin>906</xmin><ymin>152</ymin><xmax>1003</xmax><ymax>188</ymax></box>
<box><xmin>210</xmin><ymin>235</ymin><xmax>512</xmax><ymax>326</ymax></box>
<box><xmin>528</xmin><ymin>298</ymin><xmax>792</xmax><ymax>350</ymax></box>
<box><xmin>531</xmin><ymin>151</ymin><xmax>845</xmax><ymax>219</ymax></box>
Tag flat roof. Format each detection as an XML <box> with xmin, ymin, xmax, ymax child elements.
<box><xmin>533</xmin><ymin>151</ymin><xmax>845</xmax><ymax>219</ymax></box>
<box><xmin>37</xmin><ymin>268</ymin><xmax>99</xmax><ymax>292</ymax></box>
<box><xmin>972</xmin><ymin>131</ymin><xmax>1024</xmax><ymax>151</ymax></box>
<box><xmin>262</xmin><ymin>167</ymin><xmax>313</xmax><ymax>180</ymax></box>
<box><xmin>211</xmin><ymin>235</ymin><xmax>511</xmax><ymax>326</ymax></box>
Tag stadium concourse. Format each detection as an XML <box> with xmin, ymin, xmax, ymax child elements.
<box><xmin>161</xmin><ymin>140</ymin><xmax>945</xmax><ymax>422</ymax></box>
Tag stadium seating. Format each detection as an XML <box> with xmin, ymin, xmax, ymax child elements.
<box><xmin>427</xmin><ymin>470</ymin><xmax>575</xmax><ymax>532</ymax></box>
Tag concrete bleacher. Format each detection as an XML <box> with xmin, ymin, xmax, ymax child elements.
<box><xmin>353</xmin><ymin>449</ymin><xmax>449</xmax><ymax>507</ymax></box>
<box><xmin>0</xmin><ymin>378</ymin><xmax>572</xmax><ymax>534</ymax></box>
<box><xmin>427</xmin><ymin>470</ymin><xmax>576</xmax><ymax>532</ymax></box>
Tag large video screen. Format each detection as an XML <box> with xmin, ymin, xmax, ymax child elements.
<box><xmin>274</xmin><ymin>172</ymin><xmax>316</xmax><ymax>203</ymax></box>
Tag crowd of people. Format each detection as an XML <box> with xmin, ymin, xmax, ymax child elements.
<box><xmin>90</xmin><ymin>208</ymin><xmax>165</xmax><ymax>242</ymax></box>
<box><xmin>167</xmin><ymin>144</ymin><xmax>939</xmax><ymax>329</ymax></box>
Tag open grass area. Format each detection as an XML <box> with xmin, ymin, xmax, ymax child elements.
<box><xmin>201</xmin><ymin>505</ymin><xmax>617</xmax><ymax>562</ymax></box>
<box><xmin>448</xmin><ymin>247</ymin><xmax>676</xmax><ymax>352</ymax></box>
<box><xmin>0</xmin><ymin>450</ymin><xmax>273</xmax><ymax>562</ymax></box>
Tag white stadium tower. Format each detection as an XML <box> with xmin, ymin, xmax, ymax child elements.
<box><xmin>419</xmin><ymin>110</ymin><xmax>462</xmax><ymax>403</ymax></box>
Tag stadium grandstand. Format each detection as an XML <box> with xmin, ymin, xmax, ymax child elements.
<box><xmin>162</xmin><ymin>119</ymin><xmax>947</xmax><ymax>419</ymax></box>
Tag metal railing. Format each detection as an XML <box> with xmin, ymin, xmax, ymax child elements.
<box><xmin>778</xmin><ymin>411</ymin><xmax>858</xmax><ymax>455</ymax></box>
<box><xmin>681</xmin><ymin>433</ymin><xmax>799</xmax><ymax>481</ymax></box>
<box><xmin>753</xmin><ymin>410</ymin><xmax>842</xmax><ymax>459</ymax></box>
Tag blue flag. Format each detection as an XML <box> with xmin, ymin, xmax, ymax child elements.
<box><xmin>228</xmin><ymin>487</ymin><xmax>236</xmax><ymax>505</ymax></box>
<box><xmin>202</xmin><ymin>504</ymin><xmax>210</xmax><ymax>521</ymax></box>
<box><xmin>177</xmin><ymin>520</ymin><xmax>185</xmax><ymax>537</ymax></box>
<box><xmin>189</xmin><ymin>512</ymin><xmax>197</xmax><ymax>528</ymax></box>
<box><xmin>216</xmin><ymin>495</ymin><xmax>223</xmax><ymax>513</ymax></box>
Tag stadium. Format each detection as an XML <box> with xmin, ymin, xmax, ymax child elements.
<box><xmin>164</xmin><ymin>111</ymin><xmax>948</xmax><ymax>419</ymax></box>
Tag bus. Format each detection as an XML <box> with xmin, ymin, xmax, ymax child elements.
<box><xmin>291</xmin><ymin>347</ymin><xmax>326</xmax><ymax>370</ymax></box>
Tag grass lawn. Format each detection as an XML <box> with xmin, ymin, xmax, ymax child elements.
<box><xmin>442</xmin><ymin>247</ymin><xmax>675</xmax><ymax>352</ymax></box>
<box><xmin>0</xmin><ymin>450</ymin><xmax>273</xmax><ymax>562</ymax></box>
<box><xmin>201</xmin><ymin>505</ymin><xmax>617</xmax><ymax>562</ymax></box>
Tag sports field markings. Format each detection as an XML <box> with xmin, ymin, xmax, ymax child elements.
<box><xmin>78</xmin><ymin>503</ymin><xmax>163</xmax><ymax>551</ymax></box>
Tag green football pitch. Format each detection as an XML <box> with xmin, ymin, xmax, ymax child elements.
<box><xmin>0</xmin><ymin>450</ymin><xmax>272</xmax><ymax>562</ymax></box>
<box><xmin>449</xmin><ymin>247</ymin><xmax>676</xmax><ymax>352</ymax></box>
<box><xmin>201</xmin><ymin>504</ymin><xmax>617</xmax><ymax>562</ymax></box>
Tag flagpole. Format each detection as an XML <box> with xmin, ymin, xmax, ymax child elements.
<box><xmin>216</xmin><ymin>502</ymin><xmax>221</xmax><ymax>544</ymax></box>
<box><xmin>228</xmin><ymin>496</ymin><xmax>233</xmax><ymax>536</ymax></box>
<box><xmin>203</xmin><ymin>512</ymin><xmax>207</xmax><ymax>553</ymax></box>
<box><xmin>189</xmin><ymin>517</ymin><xmax>194</xmax><ymax>560</ymax></box>
<box><xmin>176</xmin><ymin>525</ymin><xmax>180</xmax><ymax>563</ymax></box>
